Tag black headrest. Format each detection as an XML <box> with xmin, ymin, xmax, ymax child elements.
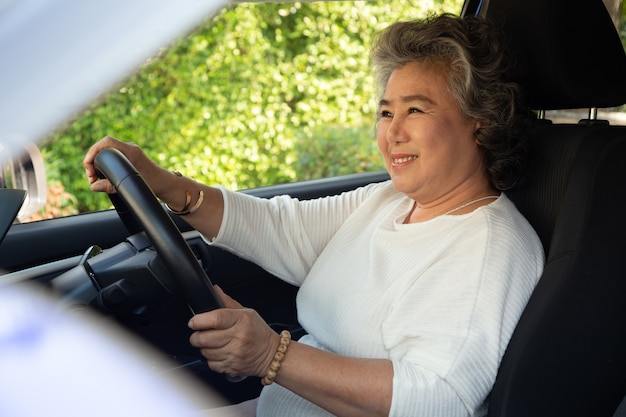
<box><xmin>463</xmin><ymin>0</ymin><xmax>626</xmax><ymax>110</ymax></box>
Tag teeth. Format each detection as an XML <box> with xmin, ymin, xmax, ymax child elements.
<box><xmin>393</xmin><ymin>156</ymin><xmax>417</xmax><ymax>163</ymax></box>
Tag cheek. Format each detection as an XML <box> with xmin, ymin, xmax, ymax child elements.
<box><xmin>376</xmin><ymin>124</ymin><xmax>388</xmax><ymax>152</ymax></box>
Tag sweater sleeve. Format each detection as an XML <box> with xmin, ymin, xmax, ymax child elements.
<box><xmin>210</xmin><ymin>182</ymin><xmax>389</xmax><ymax>286</ymax></box>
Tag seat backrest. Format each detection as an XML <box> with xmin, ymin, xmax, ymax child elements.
<box><xmin>458</xmin><ymin>0</ymin><xmax>626</xmax><ymax>415</ymax></box>
<box><xmin>491</xmin><ymin>123</ymin><xmax>626</xmax><ymax>416</ymax></box>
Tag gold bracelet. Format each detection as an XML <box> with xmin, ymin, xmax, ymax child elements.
<box><xmin>164</xmin><ymin>171</ymin><xmax>204</xmax><ymax>215</ymax></box>
<box><xmin>165</xmin><ymin>190</ymin><xmax>204</xmax><ymax>215</ymax></box>
<box><xmin>261</xmin><ymin>330</ymin><xmax>291</xmax><ymax>386</ymax></box>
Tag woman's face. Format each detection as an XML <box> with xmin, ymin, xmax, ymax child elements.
<box><xmin>377</xmin><ymin>60</ymin><xmax>488</xmax><ymax>205</ymax></box>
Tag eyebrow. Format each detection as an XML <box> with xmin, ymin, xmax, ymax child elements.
<box><xmin>379</xmin><ymin>94</ymin><xmax>435</xmax><ymax>107</ymax></box>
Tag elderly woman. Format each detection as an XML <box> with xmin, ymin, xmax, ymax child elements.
<box><xmin>84</xmin><ymin>14</ymin><xmax>543</xmax><ymax>417</ymax></box>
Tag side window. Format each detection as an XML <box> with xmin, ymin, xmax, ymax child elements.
<box><xmin>31</xmin><ymin>0</ymin><xmax>463</xmax><ymax>221</ymax></box>
<box><xmin>16</xmin><ymin>0</ymin><xmax>626</xmax><ymax>222</ymax></box>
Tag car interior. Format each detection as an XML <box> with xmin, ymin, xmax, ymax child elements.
<box><xmin>464</xmin><ymin>0</ymin><xmax>626</xmax><ymax>416</ymax></box>
<box><xmin>1</xmin><ymin>0</ymin><xmax>626</xmax><ymax>415</ymax></box>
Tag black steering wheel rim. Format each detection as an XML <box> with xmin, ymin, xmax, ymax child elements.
<box><xmin>94</xmin><ymin>148</ymin><xmax>223</xmax><ymax>314</ymax></box>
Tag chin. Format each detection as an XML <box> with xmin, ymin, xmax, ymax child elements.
<box><xmin>389</xmin><ymin>177</ymin><xmax>415</xmax><ymax>195</ymax></box>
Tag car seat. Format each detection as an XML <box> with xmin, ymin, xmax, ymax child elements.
<box><xmin>459</xmin><ymin>0</ymin><xmax>626</xmax><ymax>416</ymax></box>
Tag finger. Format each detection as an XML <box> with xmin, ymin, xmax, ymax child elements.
<box><xmin>214</xmin><ymin>285</ymin><xmax>243</xmax><ymax>309</ymax></box>
<box><xmin>83</xmin><ymin>136</ymin><xmax>123</xmax><ymax>185</ymax></box>
<box><xmin>89</xmin><ymin>179</ymin><xmax>116</xmax><ymax>194</ymax></box>
<box><xmin>189</xmin><ymin>328</ymin><xmax>230</xmax><ymax>350</ymax></box>
<box><xmin>187</xmin><ymin>290</ymin><xmax>244</xmax><ymax>331</ymax></box>
<box><xmin>204</xmin><ymin>356</ymin><xmax>234</xmax><ymax>376</ymax></box>
<box><xmin>188</xmin><ymin>308</ymin><xmax>233</xmax><ymax>331</ymax></box>
<box><xmin>83</xmin><ymin>136</ymin><xmax>119</xmax><ymax>168</ymax></box>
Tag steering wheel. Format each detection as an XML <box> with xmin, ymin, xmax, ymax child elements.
<box><xmin>93</xmin><ymin>148</ymin><xmax>223</xmax><ymax>314</ymax></box>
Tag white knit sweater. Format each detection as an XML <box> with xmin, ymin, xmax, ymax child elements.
<box><xmin>211</xmin><ymin>181</ymin><xmax>544</xmax><ymax>417</ymax></box>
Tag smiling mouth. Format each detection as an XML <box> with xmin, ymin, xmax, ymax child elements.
<box><xmin>392</xmin><ymin>155</ymin><xmax>417</xmax><ymax>166</ymax></box>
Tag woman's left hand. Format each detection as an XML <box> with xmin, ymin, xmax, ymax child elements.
<box><xmin>188</xmin><ymin>286</ymin><xmax>280</xmax><ymax>379</ymax></box>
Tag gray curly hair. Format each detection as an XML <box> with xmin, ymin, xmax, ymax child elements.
<box><xmin>370</xmin><ymin>14</ymin><xmax>531</xmax><ymax>190</ymax></box>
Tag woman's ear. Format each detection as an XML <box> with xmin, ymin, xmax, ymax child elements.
<box><xmin>474</xmin><ymin>119</ymin><xmax>484</xmax><ymax>131</ymax></box>
<box><xmin>473</xmin><ymin>119</ymin><xmax>486</xmax><ymax>142</ymax></box>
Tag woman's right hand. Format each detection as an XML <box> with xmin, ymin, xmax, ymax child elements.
<box><xmin>83</xmin><ymin>136</ymin><xmax>225</xmax><ymax>240</ymax></box>
<box><xmin>83</xmin><ymin>136</ymin><xmax>169</xmax><ymax>196</ymax></box>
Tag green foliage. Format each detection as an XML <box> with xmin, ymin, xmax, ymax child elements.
<box><xmin>43</xmin><ymin>0</ymin><xmax>463</xmax><ymax>213</ymax></box>
<box><xmin>294</xmin><ymin>124</ymin><xmax>384</xmax><ymax>179</ymax></box>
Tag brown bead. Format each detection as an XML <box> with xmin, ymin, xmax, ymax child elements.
<box><xmin>260</xmin><ymin>330</ymin><xmax>292</xmax><ymax>386</ymax></box>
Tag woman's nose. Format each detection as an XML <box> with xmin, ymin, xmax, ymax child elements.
<box><xmin>386</xmin><ymin>117</ymin><xmax>408</xmax><ymax>143</ymax></box>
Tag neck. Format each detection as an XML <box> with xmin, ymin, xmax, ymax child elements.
<box><xmin>405</xmin><ymin>188</ymin><xmax>500</xmax><ymax>223</ymax></box>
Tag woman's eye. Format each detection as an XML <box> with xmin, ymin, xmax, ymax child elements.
<box><xmin>408</xmin><ymin>107</ymin><xmax>422</xmax><ymax>114</ymax></box>
<box><xmin>379</xmin><ymin>110</ymin><xmax>393</xmax><ymax>119</ymax></box>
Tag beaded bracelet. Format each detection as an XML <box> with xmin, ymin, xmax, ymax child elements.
<box><xmin>261</xmin><ymin>330</ymin><xmax>291</xmax><ymax>386</ymax></box>
<box><xmin>164</xmin><ymin>171</ymin><xmax>205</xmax><ymax>215</ymax></box>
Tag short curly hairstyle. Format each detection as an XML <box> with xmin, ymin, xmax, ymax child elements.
<box><xmin>370</xmin><ymin>14</ymin><xmax>532</xmax><ymax>190</ymax></box>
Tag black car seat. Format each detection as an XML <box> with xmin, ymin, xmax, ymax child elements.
<box><xmin>459</xmin><ymin>0</ymin><xmax>626</xmax><ymax>416</ymax></box>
